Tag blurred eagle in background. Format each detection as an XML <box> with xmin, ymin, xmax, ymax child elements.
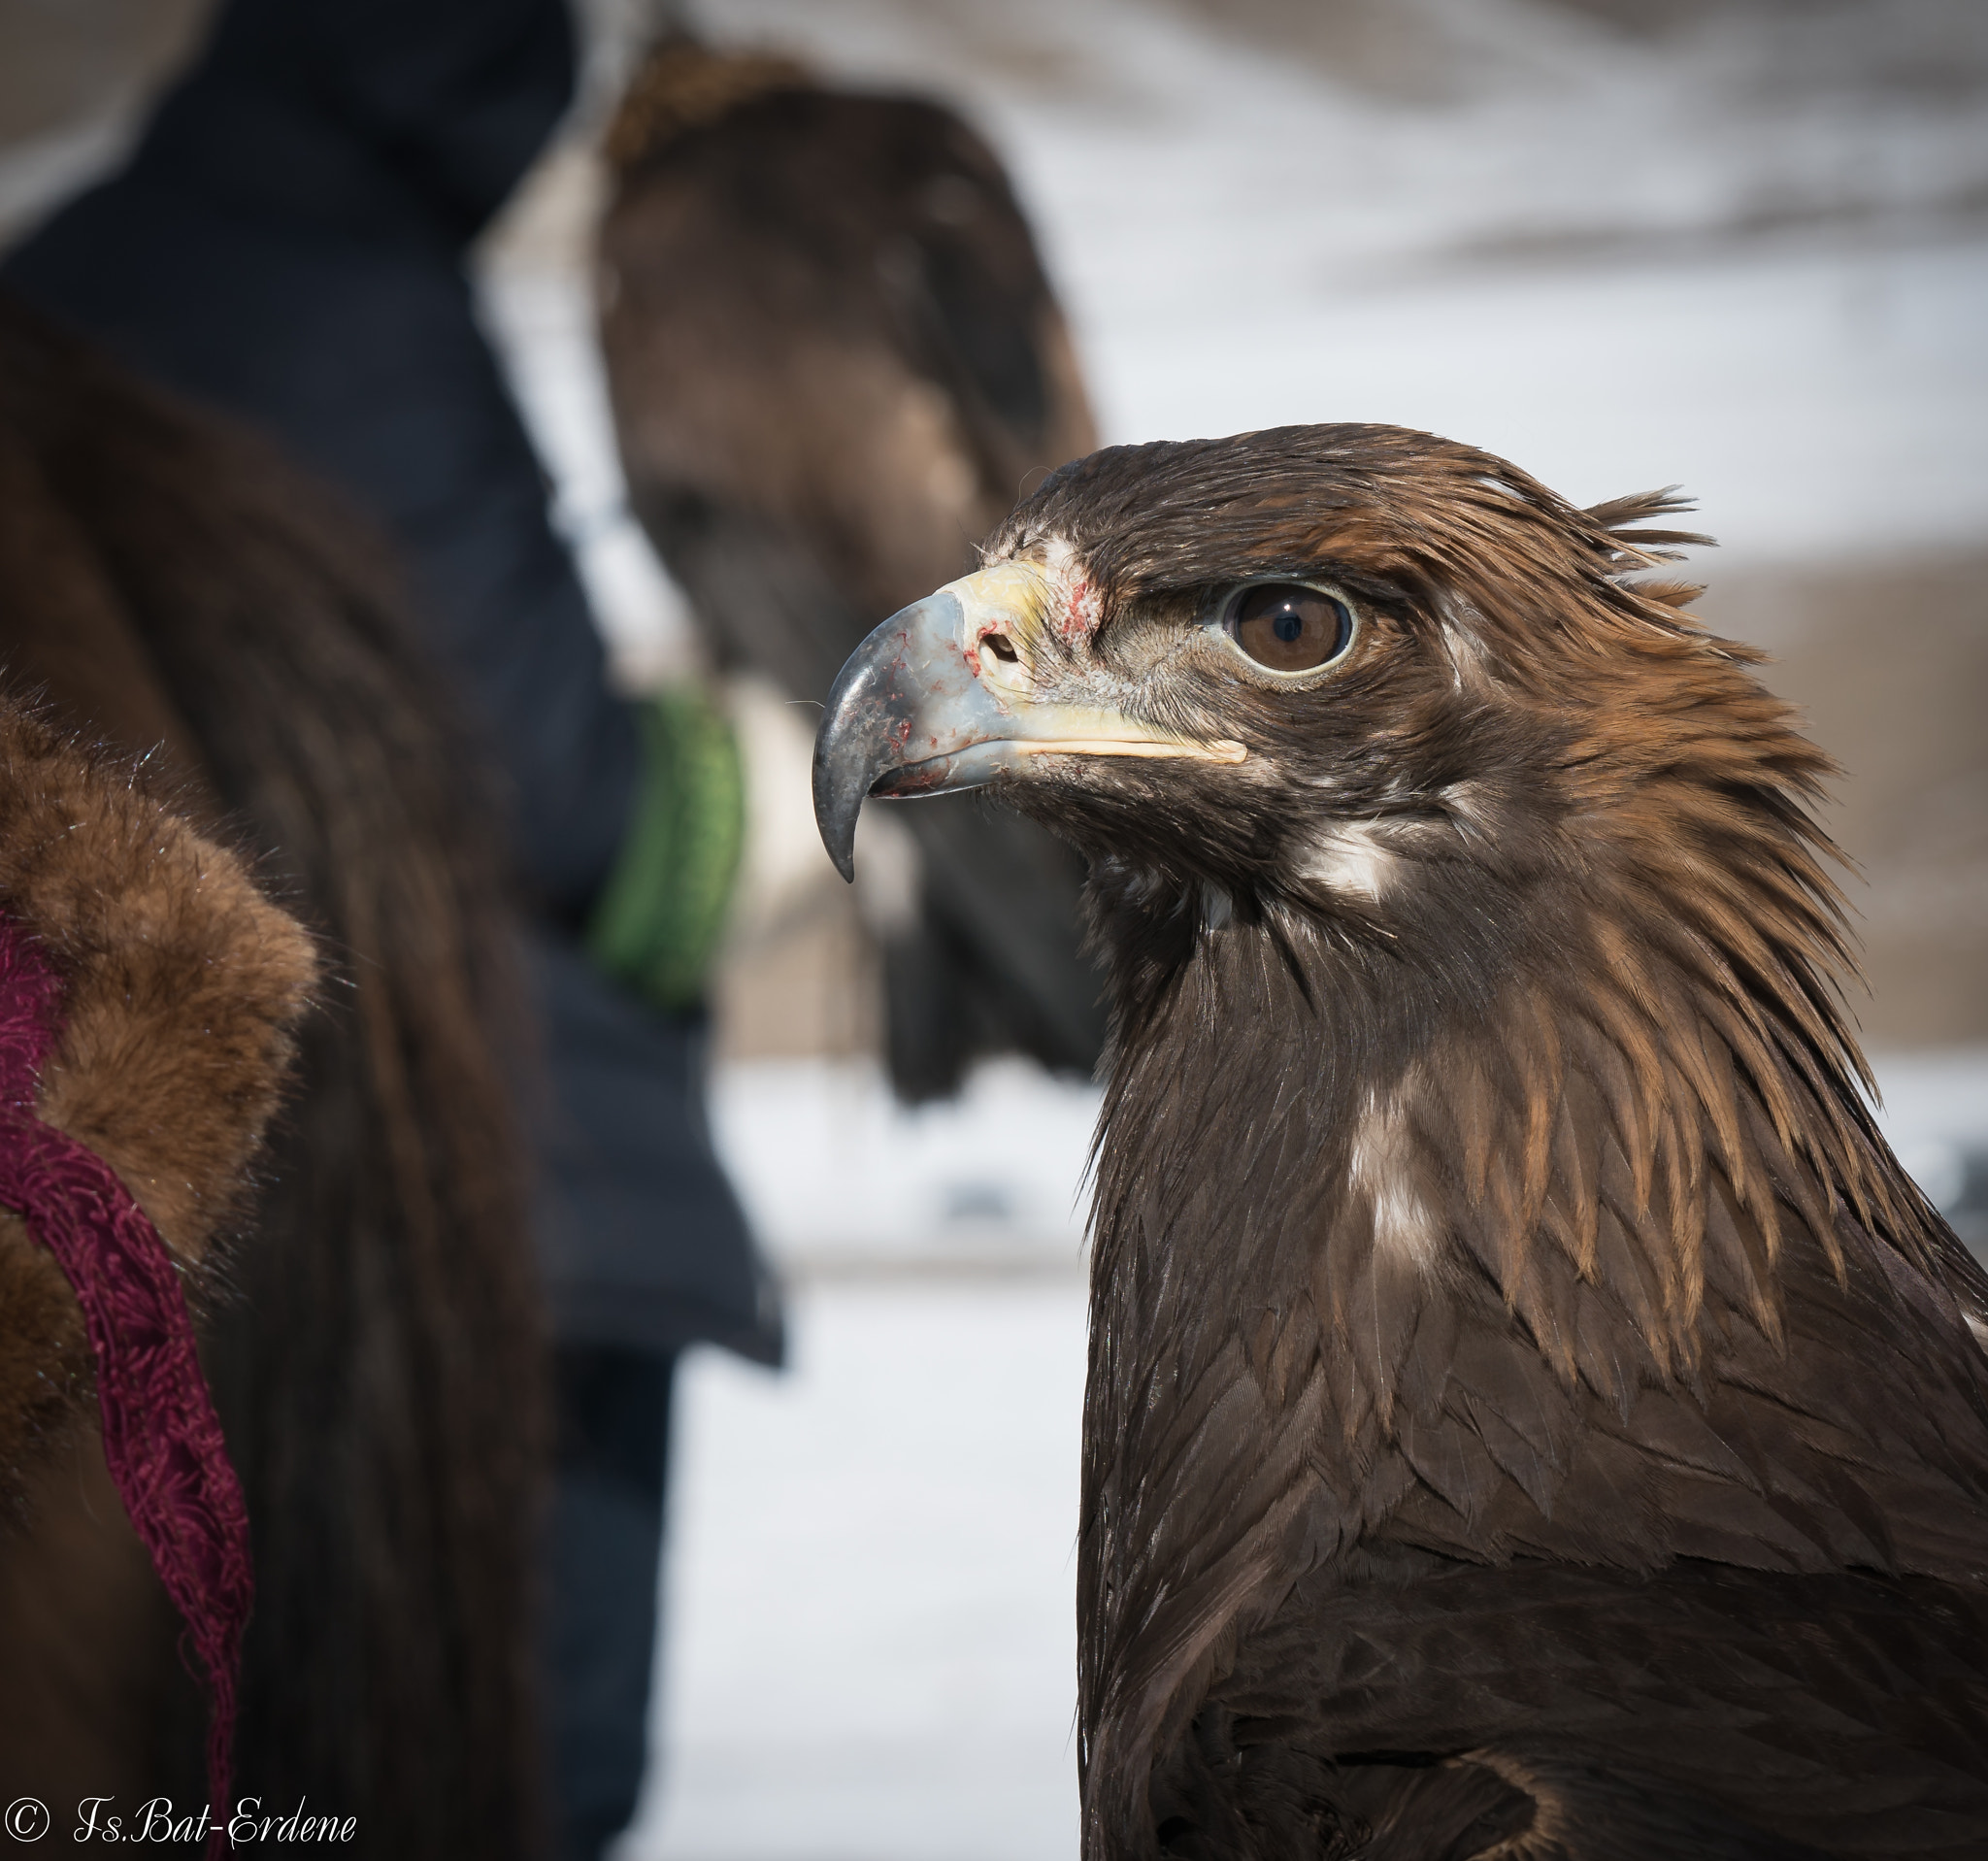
<box><xmin>816</xmin><ymin>424</ymin><xmax>1988</xmax><ymax>1858</ymax></box>
<box><xmin>599</xmin><ymin>35</ymin><xmax>1105</xmax><ymax>1099</ymax></box>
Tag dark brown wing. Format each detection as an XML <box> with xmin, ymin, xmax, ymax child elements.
<box><xmin>1159</xmin><ymin>1559</ymin><xmax>1988</xmax><ymax>1860</ymax></box>
<box><xmin>600</xmin><ymin>52</ymin><xmax>1105</xmax><ymax>1097</ymax></box>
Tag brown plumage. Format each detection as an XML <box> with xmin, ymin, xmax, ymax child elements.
<box><xmin>0</xmin><ymin>299</ymin><xmax>544</xmax><ymax>1854</ymax></box>
<box><xmin>813</xmin><ymin>424</ymin><xmax>1988</xmax><ymax>1857</ymax></box>
<box><xmin>601</xmin><ymin>36</ymin><xmax>1106</xmax><ymax>1097</ymax></box>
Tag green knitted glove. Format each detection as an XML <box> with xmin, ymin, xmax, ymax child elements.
<box><xmin>585</xmin><ymin>684</ymin><xmax>746</xmax><ymax>1013</ymax></box>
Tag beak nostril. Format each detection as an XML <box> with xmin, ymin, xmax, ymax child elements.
<box><xmin>985</xmin><ymin>633</ymin><xmax>1019</xmax><ymax>663</ymax></box>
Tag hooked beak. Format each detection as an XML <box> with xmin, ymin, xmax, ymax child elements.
<box><xmin>812</xmin><ymin>562</ymin><xmax>1246</xmax><ymax>881</ymax></box>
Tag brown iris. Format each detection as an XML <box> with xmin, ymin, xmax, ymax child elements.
<box><xmin>1224</xmin><ymin>583</ymin><xmax>1354</xmax><ymax>674</ymax></box>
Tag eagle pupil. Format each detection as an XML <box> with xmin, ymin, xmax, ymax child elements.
<box><xmin>1227</xmin><ymin>583</ymin><xmax>1351</xmax><ymax>673</ymax></box>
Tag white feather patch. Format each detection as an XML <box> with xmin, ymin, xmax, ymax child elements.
<box><xmin>1349</xmin><ymin>1088</ymin><xmax>1439</xmax><ymax>1270</ymax></box>
<box><xmin>1300</xmin><ymin>821</ymin><xmax>1398</xmax><ymax>903</ymax></box>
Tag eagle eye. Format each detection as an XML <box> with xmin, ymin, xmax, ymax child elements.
<box><xmin>1220</xmin><ymin>582</ymin><xmax>1355</xmax><ymax>677</ymax></box>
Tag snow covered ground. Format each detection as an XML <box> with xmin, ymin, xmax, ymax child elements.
<box><xmin>710</xmin><ymin>1060</ymin><xmax>1097</xmax><ymax>1273</ymax></box>
<box><xmin>630</xmin><ymin>1278</ymin><xmax>1086</xmax><ymax>1861</ymax></box>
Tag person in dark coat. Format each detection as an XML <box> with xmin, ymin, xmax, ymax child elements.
<box><xmin>2</xmin><ymin>2</ymin><xmax>782</xmax><ymax>1854</ymax></box>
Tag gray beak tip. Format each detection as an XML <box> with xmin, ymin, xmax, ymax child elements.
<box><xmin>812</xmin><ymin>751</ymin><xmax>862</xmax><ymax>884</ymax></box>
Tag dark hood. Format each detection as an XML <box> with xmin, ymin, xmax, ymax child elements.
<box><xmin>137</xmin><ymin>0</ymin><xmax>575</xmax><ymax>249</ymax></box>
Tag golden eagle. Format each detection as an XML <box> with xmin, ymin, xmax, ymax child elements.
<box><xmin>814</xmin><ymin>424</ymin><xmax>1988</xmax><ymax>1856</ymax></box>
<box><xmin>599</xmin><ymin>37</ymin><xmax>1105</xmax><ymax>1098</ymax></box>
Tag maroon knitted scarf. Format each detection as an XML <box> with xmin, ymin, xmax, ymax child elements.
<box><xmin>0</xmin><ymin>913</ymin><xmax>250</xmax><ymax>1849</ymax></box>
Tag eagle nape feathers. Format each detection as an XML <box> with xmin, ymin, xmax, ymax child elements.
<box><xmin>812</xmin><ymin>423</ymin><xmax>1988</xmax><ymax>1859</ymax></box>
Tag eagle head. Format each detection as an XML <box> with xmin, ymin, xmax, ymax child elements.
<box><xmin>814</xmin><ymin>422</ymin><xmax>1797</xmax><ymax>1006</ymax></box>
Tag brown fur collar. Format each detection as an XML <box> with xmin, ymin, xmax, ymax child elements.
<box><xmin>0</xmin><ymin>699</ymin><xmax>315</xmax><ymax>1501</ymax></box>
